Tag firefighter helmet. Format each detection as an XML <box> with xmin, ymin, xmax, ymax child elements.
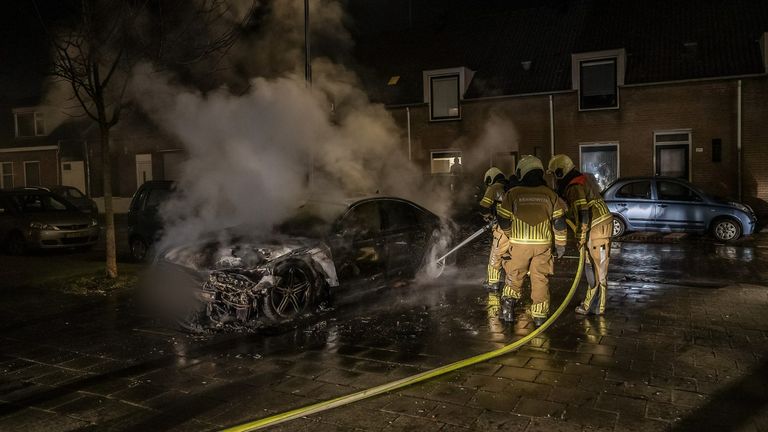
<box><xmin>548</xmin><ymin>154</ymin><xmax>575</xmax><ymax>179</ymax></box>
<box><xmin>484</xmin><ymin>167</ymin><xmax>504</xmax><ymax>185</ymax></box>
<box><xmin>516</xmin><ymin>155</ymin><xmax>544</xmax><ymax>179</ymax></box>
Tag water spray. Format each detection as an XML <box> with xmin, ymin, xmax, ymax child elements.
<box><xmin>425</xmin><ymin>222</ymin><xmax>493</xmax><ymax>278</ymax></box>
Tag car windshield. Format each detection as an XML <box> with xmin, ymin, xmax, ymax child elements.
<box><xmin>276</xmin><ymin>201</ymin><xmax>348</xmax><ymax>238</ymax></box>
<box><xmin>10</xmin><ymin>193</ymin><xmax>76</xmax><ymax>213</ymax></box>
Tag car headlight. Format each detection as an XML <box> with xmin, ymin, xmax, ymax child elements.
<box><xmin>90</xmin><ymin>219</ymin><xmax>99</xmax><ymax>227</ymax></box>
<box><xmin>29</xmin><ymin>222</ymin><xmax>59</xmax><ymax>230</ymax></box>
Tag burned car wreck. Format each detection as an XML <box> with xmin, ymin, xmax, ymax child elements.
<box><xmin>151</xmin><ymin>197</ymin><xmax>455</xmax><ymax>331</ymax></box>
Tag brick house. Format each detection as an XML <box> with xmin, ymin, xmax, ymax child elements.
<box><xmin>0</xmin><ymin>99</ymin><xmax>184</xmax><ymax>213</ymax></box>
<box><xmin>354</xmin><ymin>0</ymin><xmax>768</xmax><ymax>217</ymax></box>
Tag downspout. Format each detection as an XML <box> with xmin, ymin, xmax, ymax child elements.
<box><xmin>406</xmin><ymin>107</ymin><xmax>412</xmax><ymax>161</ymax></box>
<box><xmin>737</xmin><ymin>80</ymin><xmax>742</xmax><ymax>202</ymax></box>
<box><xmin>56</xmin><ymin>141</ymin><xmax>61</xmax><ymax>185</ymax></box>
<box><xmin>549</xmin><ymin>95</ymin><xmax>555</xmax><ymax>158</ymax></box>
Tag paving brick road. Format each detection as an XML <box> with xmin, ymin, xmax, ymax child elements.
<box><xmin>0</xmin><ymin>235</ymin><xmax>767</xmax><ymax>431</ymax></box>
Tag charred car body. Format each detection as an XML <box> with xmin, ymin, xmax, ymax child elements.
<box><xmin>153</xmin><ymin>197</ymin><xmax>455</xmax><ymax>330</ymax></box>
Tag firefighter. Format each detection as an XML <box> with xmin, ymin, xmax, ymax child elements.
<box><xmin>547</xmin><ymin>154</ymin><xmax>614</xmax><ymax>315</ymax></box>
<box><xmin>479</xmin><ymin>167</ymin><xmax>509</xmax><ymax>292</ymax></box>
<box><xmin>497</xmin><ymin>155</ymin><xmax>567</xmax><ymax>326</ymax></box>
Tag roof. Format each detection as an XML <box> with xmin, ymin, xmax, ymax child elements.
<box><xmin>354</xmin><ymin>0</ymin><xmax>768</xmax><ymax>105</ymax></box>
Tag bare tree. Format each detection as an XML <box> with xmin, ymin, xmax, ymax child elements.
<box><xmin>44</xmin><ymin>0</ymin><xmax>251</xmax><ymax>277</ymax></box>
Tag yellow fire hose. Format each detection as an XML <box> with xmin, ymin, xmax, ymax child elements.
<box><xmin>222</xmin><ymin>247</ymin><xmax>585</xmax><ymax>432</ymax></box>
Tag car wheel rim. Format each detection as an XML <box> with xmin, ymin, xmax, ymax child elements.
<box><xmin>612</xmin><ymin>219</ymin><xmax>622</xmax><ymax>236</ymax></box>
<box><xmin>272</xmin><ymin>267</ymin><xmax>310</xmax><ymax>317</ymax></box>
<box><xmin>716</xmin><ymin>222</ymin><xmax>737</xmax><ymax>240</ymax></box>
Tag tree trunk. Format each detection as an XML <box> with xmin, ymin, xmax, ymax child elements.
<box><xmin>100</xmin><ymin>125</ymin><xmax>118</xmax><ymax>278</ymax></box>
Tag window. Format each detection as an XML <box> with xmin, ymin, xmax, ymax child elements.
<box><xmin>423</xmin><ymin>67</ymin><xmax>474</xmax><ymax>121</ymax></box>
<box><xmin>572</xmin><ymin>49</ymin><xmax>625</xmax><ymax>111</ymax></box>
<box><xmin>655</xmin><ymin>131</ymin><xmax>691</xmax><ymax>180</ymax></box>
<box><xmin>344</xmin><ymin>202</ymin><xmax>381</xmax><ymax>236</ymax></box>
<box><xmin>616</xmin><ymin>181</ymin><xmax>651</xmax><ymax>199</ymax></box>
<box><xmin>657</xmin><ymin>181</ymin><xmax>702</xmax><ymax>202</ymax></box>
<box><xmin>1</xmin><ymin>162</ymin><xmax>13</xmax><ymax>189</ymax></box>
<box><xmin>24</xmin><ymin>161</ymin><xmax>41</xmax><ymax>187</ymax></box>
<box><xmin>429</xmin><ymin>75</ymin><xmax>460</xmax><ymax>120</ymax></box>
<box><xmin>580</xmin><ymin>59</ymin><xmax>618</xmax><ymax>110</ymax></box>
<box><xmin>580</xmin><ymin>144</ymin><xmax>618</xmax><ymax>190</ymax></box>
<box><xmin>381</xmin><ymin>201</ymin><xmax>417</xmax><ymax>231</ymax></box>
<box><xmin>430</xmin><ymin>151</ymin><xmax>462</xmax><ymax>174</ymax></box>
<box><xmin>14</xmin><ymin>112</ymin><xmax>46</xmax><ymax>137</ymax></box>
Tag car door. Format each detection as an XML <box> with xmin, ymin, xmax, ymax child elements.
<box><xmin>332</xmin><ymin>201</ymin><xmax>387</xmax><ymax>286</ymax></box>
<box><xmin>380</xmin><ymin>200</ymin><xmax>429</xmax><ymax>278</ymax></box>
<box><xmin>610</xmin><ymin>180</ymin><xmax>656</xmax><ymax>230</ymax></box>
<box><xmin>653</xmin><ymin>180</ymin><xmax>707</xmax><ymax>232</ymax></box>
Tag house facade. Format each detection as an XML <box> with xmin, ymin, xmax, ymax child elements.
<box><xmin>357</xmin><ymin>0</ymin><xmax>768</xmax><ymax>216</ymax></box>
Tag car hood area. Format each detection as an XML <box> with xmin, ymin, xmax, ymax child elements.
<box><xmin>159</xmin><ymin>234</ymin><xmax>324</xmax><ymax>273</ymax></box>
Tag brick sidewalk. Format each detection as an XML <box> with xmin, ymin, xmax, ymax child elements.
<box><xmin>0</xmin><ymin>241</ymin><xmax>766</xmax><ymax>431</ymax></box>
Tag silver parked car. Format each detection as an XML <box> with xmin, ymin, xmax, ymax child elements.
<box><xmin>0</xmin><ymin>189</ymin><xmax>100</xmax><ymax>254</ymax></box>
<box><xmin>603</xmin><ymin>177</ymin><xmax>757</xmax><ymax>242</ymax></box>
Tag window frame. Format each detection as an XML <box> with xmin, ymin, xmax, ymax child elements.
<box><xmin>571</xmin><ymin>49</ymin><xmax>625</xmax><ymax>112</ymax></box>
<box><xmin>430</xmin><ymin>150</ymin><xmax>463</xmax><ymax>175</ymax></box>
<box><xmin>428</xmin><ymin>73</ymin><xmax>461</xmax><ymax>121</ymax></box>
<box><xmin>579</xmin><ymin>58</ymin><xmax>618</xmax><ymax>110</ymax></box>
<box><xmin>14</xmin><ymin>111</ymin><xmax>46</xmax><ymax>137</ymax></box>
<box><xmin>579</xmin><ymin>142</ymin><xmax>620</xmax><ymax>190</ymax></box>
<box><xmin>653</xmin><ymin>130</ymin><xmax>692</xmax><ymax>181</ymax></box>
<box><xmin>0</xmin><ymin>162</ymin><xmax>13</xmax><ymax>189</ymax></box>
<box><xmin>423</xmin><ymin>67</ymin><xmax>474</xmax><ymax>122</ymax></box>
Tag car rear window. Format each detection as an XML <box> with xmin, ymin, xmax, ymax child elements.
<box><xmin>616</xmin><ymin>181</ymin><xmax>651</xmax><ymax>199</ymax></box>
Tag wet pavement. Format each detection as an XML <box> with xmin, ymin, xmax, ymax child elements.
<box><xmin>1</xmin><ymin>233</ymin><xmax>767</xmax><ymax>431</ymax></box>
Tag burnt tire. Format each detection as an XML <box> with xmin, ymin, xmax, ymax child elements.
<box><xmin>712</xmin><ymin>218</ymin><xmax>742</xmax><ymax>242</ymax></box>
<box><xmin>611</xmin><ymin>217</ymin><xmax>626</xmax><ymax>238</ymax></box>
<box><xmin>4</xmin><ymin>231</ymin><xmax>26</xmax><ymax>256</ymax></box>
<box><xmin>130</xmin><ymin>237</ymin><xmax>149</xmax><ymax>262</ymax></box>
<box><xmin>262</xmin><ymin>260</ymin><xmax>315</xmax><ymax>323</ymax></box>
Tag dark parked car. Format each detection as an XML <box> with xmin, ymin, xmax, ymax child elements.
<box><xmin>152</xmin><ymin>196</ymin><xmax>455</xmax><ymax>331</ymax></box>
<box><xmin>127</xmin><ymin>180</ymin><xmax>175</xmax><ymax>261</ymax></box>
<box><xmin>0</xmin><ymin>188</ymin><xmax>99</xmax><ymax>254</ymax></box>
<box><xmin>44</xmin><ymin>185</ymin><xmax>99</xmax><ymax>214</ymax></box>
<box><xmin>603</xmin><ymin>177</ymin><xmax>757</xmax><ymax>241</ymax></box>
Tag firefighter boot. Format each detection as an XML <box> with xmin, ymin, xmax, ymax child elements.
<box><xmin>500</xmin><ymin>298</ymin><xmax>516</xmax><ymax>322</ymax></box>
<box><xmin>482</xmin><ymin>281</ymin><xmax>500</xmax><ymax>292</ymax></box>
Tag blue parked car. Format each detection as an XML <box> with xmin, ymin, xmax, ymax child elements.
<box><xmin>602</xmin><ymin>177</ymin><xmax>756</xmax><ymax>242</ymax></box>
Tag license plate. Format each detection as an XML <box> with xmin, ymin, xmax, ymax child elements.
<box><xmin>64</xmin><ymin>232</ymin><xmax>85</xmax><ymax>239</ymax></box>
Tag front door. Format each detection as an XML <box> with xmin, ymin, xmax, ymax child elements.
<box><xmin>24</xmin><ymin>161</ymin><xmax>40</xmax><ymax>186</ymax></box>
<box><xmin>380</xmin><ymin>200</ymin><xmax>428</xmax><ymax>279</ymax></box>
<box><xmin>656</xmin><ymin>144</ymin><xmax>689</xmax><ymax>179</ymax></box>
<box><xmin>61</xmin><ymin>161</ymin><xmax>86</xmax><ymax>193</ymax></box>
<box><xmin>135</xmin><ymin>154</ymin><xmax>153</xmax><ymax>188</ymax></box>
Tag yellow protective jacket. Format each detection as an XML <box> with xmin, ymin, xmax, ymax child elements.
<box><xmin>563</xmin><ymin>174</ymin><xmax>613</xmax><ymax>241</ymax></box>
<box><xmin>497</xmin><ymin>185</ymin><xmax>567</xmax><ymax>246</ymax></box>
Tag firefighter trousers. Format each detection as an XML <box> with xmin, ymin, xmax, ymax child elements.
<box><xmin>581</xmin><ymin>219</ymin><xmax>612</xmax><ymax>314</ymax></box>
<box><xmin>487</xmin><ymin>224</ymin><xmax>510</xmax><ymax>284</ymax></box>
<box><xmin>501</xmin><ymin>244</ymin><xmax>553</xmax><ymax>318</ymax></box>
